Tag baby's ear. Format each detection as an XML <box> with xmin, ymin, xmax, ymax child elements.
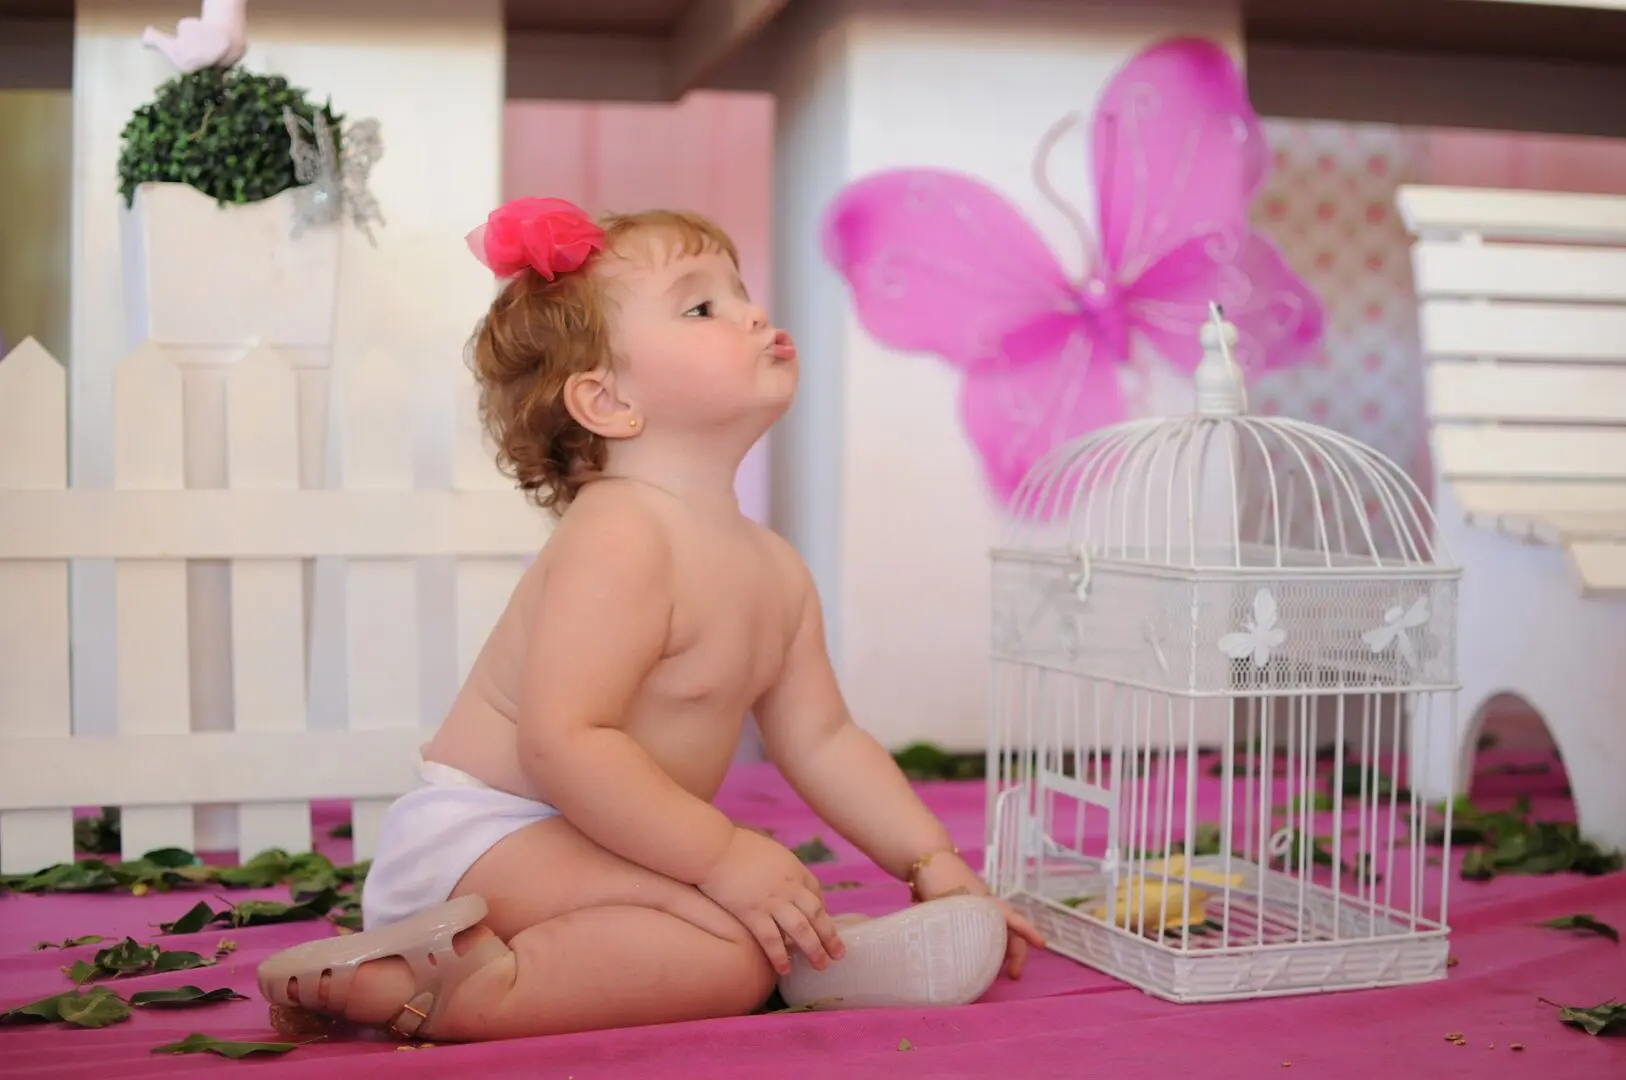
<box><xmin>563</xmin><ymin>368</ymin><xmax>640</xmax><ymax>439</ymax></box>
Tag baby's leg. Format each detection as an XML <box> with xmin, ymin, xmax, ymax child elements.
<box><xmin>272</xmin><ymin>816</ymin><xmax>775</xmax><ymax>1040</ymax></box>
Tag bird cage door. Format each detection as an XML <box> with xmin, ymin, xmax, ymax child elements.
<box><xmin>988</xmin><ymin>679</ymin><xmax>1127</xmax><ymax>908</ymax></box>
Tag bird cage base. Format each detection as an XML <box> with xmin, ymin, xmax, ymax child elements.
<box><xmin>1002</xmin><ymin>860</ymin><xmax>1451</xmax><ymax>1003</ymax></box>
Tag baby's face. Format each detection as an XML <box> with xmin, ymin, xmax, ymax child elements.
<box><xmin>601</xmin><ymin>232</ymin><xmax>798</xmax><ymax>431</ymax></box>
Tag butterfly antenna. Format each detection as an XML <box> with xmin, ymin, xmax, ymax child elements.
<box><xmin>1031</xmin><ymin>112</ymin><xmax>1100</xmax><ymax>277</ymax></box>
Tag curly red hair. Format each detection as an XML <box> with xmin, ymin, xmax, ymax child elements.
<box><xmin>466</xmin><ymin>209</ymin><xmax>740</xmax><ymax>511</ymax></box>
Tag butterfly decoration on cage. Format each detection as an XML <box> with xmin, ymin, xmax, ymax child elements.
<box><xmin>282</xmin><ymin>106</ymin><xmax>387</xmax><ymax>245</ymax></box>
<box><xmin>820</xmin><ymin>35</ymin><xmax>1326</xmax><ymax>508</ymax></box>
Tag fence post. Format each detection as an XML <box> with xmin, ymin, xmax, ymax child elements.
<box><xmin>0</xmin><ymin>340</ymin><xmax>74</xmax><ymax>874</ymax></box>
<box><xmin>228</xmin><ymin>346</ymin><xmax>313</xmax><ymax>859</ymax></box>
<box><xmin>112</xmin><ymin>342</ymin><xmax>194</xmax><ymax>860</ymax></box>
<box><xmin>341</xmin><ymin>348</ymin><xmax>421</xmax><ymax>860</ymax></box>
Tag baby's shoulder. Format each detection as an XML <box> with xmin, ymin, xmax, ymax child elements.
<box><xmin>541</xmin><ymin>482</ymin><xmax>675</xmax><ymax>574</ymax></box>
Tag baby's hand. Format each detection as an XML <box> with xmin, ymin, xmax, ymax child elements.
<box><xmin>699</xmin><ymin>826</ymin><xmax>846</xmax><ymax>975</ymax></box>
<box><xmin>913</xmin><ymin>851</ymin><xmax>1045</xmax><ymax>979</ymax></box>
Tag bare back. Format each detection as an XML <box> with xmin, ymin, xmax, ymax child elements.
<box><xmin>423</xmin><ymin>480</ymin><xmax>805</xmax><ymax>803</ymax></box>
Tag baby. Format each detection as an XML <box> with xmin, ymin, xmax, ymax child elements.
<box><xmin>256</xmin><ymin>197</ymin><xmax>1043</xmax><ymax>1042</ymax></box>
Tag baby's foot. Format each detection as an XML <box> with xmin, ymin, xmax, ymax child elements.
<box><xmin>270</xmin><ymin>924</ymin><xmax>501</xmax><ymax>1030</ymax></box>
<box><xmin>778</xmin><ymin>895</ymin><xmax>1007</xmax><ymax>1010</ymax></box>
<box><xmin>258</xmin><ymin>894</ymin><xmax>511</xmax><ymax>1040</ymax></box>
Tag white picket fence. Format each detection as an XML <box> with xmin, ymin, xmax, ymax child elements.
<box><xmin>0</xmin><ymin>338</ymin><xmax>549</xmax><ymax>875</ymax></box>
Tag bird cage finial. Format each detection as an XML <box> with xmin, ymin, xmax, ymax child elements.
<box><xmin>1193</xmin><ymin>301</ymin><xmax>1247</xmax><ymax>418</ymax></box>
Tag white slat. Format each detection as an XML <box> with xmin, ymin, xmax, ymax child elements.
<box><xmin>1397</xmin><ymin>185</ymin><xmax>1626</xmax><ymax>244</ymax></box>
<box><xmin>1419</xmin><ymin>300</ymin><xmax>1626</xmax><ymax>363</ymax></box>
<box><xmin>0</xmin><ymin>490</ymin><xmax>547</xmax><ymax>559</ymax></box>
<box><xmin>227</xmin><ymin>347</ymin><xmax>312</xmax><ymax>859</ymax></box>
<box><xmin>1411</xmin><ymin>241</ymin><xmax>1626</xmax><ymax>304</ymax></box>
<box><xmin>1427</xmin><ymin>361</ymin><xmax>1626</xmax><ymax>424</ymax></box>
<box><xmin>112</xmin><ymin>343</ymin><xmax>195</xmax><ymax>860</ymax></box>
<box><xmin>1570</xmin><ymin>541</ymin><xmax>1626</xmax><ymax>597</ymax></box>
<box><xmin>0</xmin><ymin>729</ymin><xmax>423</xmax><ymax>809</ymax></box>
<box><xmin>0</xmin><ymin>340</ymin><xmax>74</xmax><ymax>874</ymax></box>
<box><xmin>1433</xmin><ymin>427</ymin><xmax>1626</xmax><ymax>482</ymax></box>
<box><xmin>452</xmin><ymin>369</ymin><xmax>532</xmax><ymax>685</ymax></box>
<box><xmin>342</xmin><ymin>348</ymin><xmax>421</xmax><ymax>861</ymax></box>
<box><xmin>1452</xmin><ymin>480</ymin><xmax>1626</xmax><ymax>519</ymax></box>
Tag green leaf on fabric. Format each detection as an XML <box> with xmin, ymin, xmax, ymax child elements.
<box><xmin>152</xmin><ymin>1032</ymin><xmax>303</xmax><ymax>1058</ymax></box>
<box><xmin>1538</xmin><ymin>914</ymin><xmax>1620</xmax><ymax>943</ymax></box>
<box><xmin>791</xmin><ymin>837</ymin><xmax>836</xmax><ymax>865</ymax></box>
<box><xmin>1336</xmin><ymin>763</ymin><xmax>1409</xmax><ymax>800</ymax></box>
<box><xmin>74</xmin><ymin>809</ymin><xmax>122</xmax><ymax>855</ymax></box>
<box><xmin>227</xmin><ymin>891</ymin><xmax>341</xmax><ymax>927</ymax></box>
<box><xmin>0</xmin><ymin>992</ymin><xmax>73</xmax><ymax>1025</ymax></box>
<box><xmin>1540</xmin><ymin>998</ymin><xmax>1626</xmax><ymax>1037</ymax></box>
<box><xmin>328</xmin><ymin>822</ymin><xmax>353</xmax><ymax>839</ymax></box>
<box><xmin>160</xmin><ymin>900</ymin><xmax>218</xmax><ymax>935</ymax></box>
<box><xmin>891</xmin><ymin>741</ymin><xmax>986</xmax><ymax>781</ymax></box>
<box><xmin>129</xmin><ymin>985</ymin><xmax>248</xmax><ymax>1008</ymax></box>
<box><xmin>33</xmin><ymin>935</ymin><xmax>107</xmax><ymax>951</ymax></box>
<box><xmin>897</xmin><ymin>1037</ymin><xmax>914</xmax><ymax>1051</ymax></box>
<box><xmin>1</xmin><ymin>987</ymin><xmax>130</xmax><ymax>1028</ymax></box>
<box><xmin>57</xmin><ymin>987</ymin><xmax>133</xmax><ymax>1028</ymax></box>
<box><xmin>160</xmin><ymin>888</ymin><xmax>354</xmax><ymax>936</ymax></box>
<box><xmin>1441</xmin><ymin>798</ymin><xmax>1624</xmax><ymax>881</ymax></box>
<box><xmin>62</xmin><ymin>937</ymin><xmax>215</xmax><ymax>983</ymax></box>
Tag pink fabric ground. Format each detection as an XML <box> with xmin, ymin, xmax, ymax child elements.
<box><xmin>2</xmin><ymin>751</ymin><xmax>1621</xmax><ymax>1079</ymax></box>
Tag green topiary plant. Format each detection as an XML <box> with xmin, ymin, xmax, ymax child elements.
<box><xmin>116</xmin><ymin>66</ymin><xmax>342</xmax><ymax>209</ymax></box>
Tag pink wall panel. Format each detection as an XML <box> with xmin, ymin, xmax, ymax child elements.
<box><xmin>502</xmin><ymin>93</ymin><xmax>777</xmax><ymax>525</ymax></box>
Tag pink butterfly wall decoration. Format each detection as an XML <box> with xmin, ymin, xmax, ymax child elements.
<box><xmin>820</xmin><ymin>36</ymin><xmax>1326</xmax><ymax>508</ymax></box>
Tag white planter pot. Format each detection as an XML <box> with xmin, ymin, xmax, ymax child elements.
<box><xmin>119</xmin><ymin>181</ymin><xmax>341</xmax><ymax>351</ymax></box>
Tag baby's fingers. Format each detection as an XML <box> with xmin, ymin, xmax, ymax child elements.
<box><xmin>795</xmin><ymin>891</ymin><xmax>846</xmax><ymax>962</ymax></box>
<box><xmin>1004</xmin><ymin>935</ymin><xmax>1029</xmax><ymax>980</ymax></box>
<box><xmin>747</xmin><ymin>912</ymin><xmax>794</xmax><ymax>975</ymax></box>
<box><xmin>1000</xmin><ymin>901</ymin><xmax>1046</xmax><ymax>949</ymax></box>
<box><xmin>775</xmin><ymin>903</ymin><xmax>833</xmax><ymax>971</ymax></box>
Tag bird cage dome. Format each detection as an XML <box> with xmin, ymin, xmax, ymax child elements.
<box><xmin>984</xmin><ymin>306</ymin><xmax>1462</xmax><ymax>1004</ymax></box>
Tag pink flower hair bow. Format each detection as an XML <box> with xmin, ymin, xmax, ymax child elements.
<box><xmin>465</xmin><ymin>197</ymin><xmax>605</xmax><ymax>280</ymax></box>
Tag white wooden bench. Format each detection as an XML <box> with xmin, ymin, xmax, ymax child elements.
<box><xmin>1398</xmin><ymin>184</ymin><xmax>1626</xmax><ymax>852</ymax></box>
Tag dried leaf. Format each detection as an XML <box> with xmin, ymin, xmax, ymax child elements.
<box><xmin>1541</xmin><ymin>998</ymin><xmax>1626</xmax><ymax>1037</ymax></box>
<box><xmin>152</xmin><ymin>1032</ymin><xmax>302</xmax><ymax>1058</ymax></box>
<box><xmin>791</xmin><ymin>837</ymin><xmax>836</xmax><ymax>865</ymax></box>
<box><xmin>129</xmin><ymin>985</ymin><xmax>248</xmax><ymax>1008</ymax></box>
<box><xmin>1538</xmin><ymin>914</ymin><xmax>1619</xmax><ymax>943</ymax></box>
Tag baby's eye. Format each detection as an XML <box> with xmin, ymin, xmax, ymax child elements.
<box><xmin>685</xmin><ymin>301</ymin><xmax>714</xmax><ymax>318</ymax></box>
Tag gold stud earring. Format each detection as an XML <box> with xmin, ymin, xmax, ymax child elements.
<box><xmin>628</xmin><ymin>417</ymin><xmax>640</xmax><ymax>429</ymax></box>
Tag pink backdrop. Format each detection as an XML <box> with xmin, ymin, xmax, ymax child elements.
<box><xmin>502</xmin><ymin>91</ymin><xmax>777</xmax><ymax>524</ymax></box>
<box><xmin>503</xmin><ymin>95</ymin><xmax>1626</xmax><ymax>529</ymax></box>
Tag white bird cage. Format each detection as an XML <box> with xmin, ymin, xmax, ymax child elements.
<box><xmin>984</xmin><ymin>307</ymin><xmax>1461</xmax><ymax>1003</ymax></box>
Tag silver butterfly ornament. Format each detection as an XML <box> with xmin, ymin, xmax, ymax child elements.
<box><xmin>282</xmin><ymin>106</ymin><xmax>386</xmax><ymax>244</ymax></box>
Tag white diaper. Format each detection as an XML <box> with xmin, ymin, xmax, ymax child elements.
<box><xmin>359</xmin><ymin>754</ymin><xmax>560</xmax><ymax>930</ymax></box>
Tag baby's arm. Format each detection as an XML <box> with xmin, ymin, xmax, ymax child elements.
<box><xmin>753</xmin><ymin>562</ymin><xmax>955</xmax><ymax>882</ymax></box>
<box><xmin>514</xmin><ymin>495</ymin><xmax>733</xmax><ymax>884</ymax></box>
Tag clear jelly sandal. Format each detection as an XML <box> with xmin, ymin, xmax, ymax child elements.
<box><xmin>778</xmin><ymin>894</ymin><xmax>1007</xmax><ymax>1011</ymax></box>
<box><xmin>256</xmin><ymin>893</ymin><xmax>508</xmax><ymax>1041</ymax></box>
